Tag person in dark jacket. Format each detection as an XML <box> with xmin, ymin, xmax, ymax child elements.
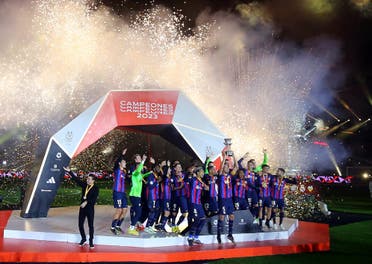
<box><xmin>64</xmin><ymin>166</ymin><xmax>99</xmax><ymax>249</ymax></box>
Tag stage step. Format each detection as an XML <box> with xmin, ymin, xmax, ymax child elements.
<box><xmin>4</xmin><ymin>206</ymin><xmax>298</xmax><ymax>247</ymax></box>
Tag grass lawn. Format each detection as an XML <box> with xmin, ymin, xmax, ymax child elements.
<box><xmin>0</xmin><ymin>186</ymin><xmax>21</xmax><ymax>206</ymax></box>
<box><xmin>52</xmin><ymin>186</ymin><xmax>114</xmax><ymax>207</ymax></box>
<box><xmin>212</xmin><ymin>220</ymin><xmax>372</xmax><ymax>263</ymax></box>
<box><xmin>326</xmin><ymin>197</ymin><xmax>372</xmax><ymax>215</ymax></box>
<box><xmin>319</xmin><ymin>182</ymin><xmax>372</xmax><ymax>215</ymax></box>
<box><xmin>0</xmin><ymin>179</ymin><xmax>117</xmax><ymax>209</ymax></box>
<box><xmin>0</xmin><ymin>178</ymin><xmax>23</xmax><ymax>208</ymax></box>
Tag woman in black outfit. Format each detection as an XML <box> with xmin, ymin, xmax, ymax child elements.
<box><xmin>64</xmin><ymin>166</ymin><xmax>99</xmax><ymax>249</ymax></box>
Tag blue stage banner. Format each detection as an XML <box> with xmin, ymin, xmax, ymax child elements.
<box><xmin>21</xmin><ymin>139</ymin><xmax>70</xmax><ymax>218</ymax></box>
<box><xmin>200</xmin><ymin>209</ymin><xmax>256</xmax><ymax>235</ymax></box>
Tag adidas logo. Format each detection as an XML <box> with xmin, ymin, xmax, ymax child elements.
<box><xmin>46</xmin><ymin>176</ymin><xmax>56</xmax><ymax>184</ymax></box>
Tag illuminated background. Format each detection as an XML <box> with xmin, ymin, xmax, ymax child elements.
<box><xmin>0</xmin><ymin>0</ymin><xmax>371</xmax><ymax>177</ymax></box>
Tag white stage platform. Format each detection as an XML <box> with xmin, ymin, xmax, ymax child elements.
<box><xmin>4</xmin><ymin>206</ymin><xmax>298</xmax><ymax>248</ymax></box>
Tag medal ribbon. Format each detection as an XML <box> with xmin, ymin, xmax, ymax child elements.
<box><xmin>84</xmin><ymin>184</ymin><xmax>94</xmax><ymax>199</ymax></box>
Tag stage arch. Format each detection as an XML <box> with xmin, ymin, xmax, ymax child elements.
<box><xmin>21</xmin><ymin>90</ymin><xmax>225</xmax><ymax>218</ymax></box>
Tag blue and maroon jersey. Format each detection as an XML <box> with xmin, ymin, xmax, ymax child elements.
<box><xmin>174</xmin><ymin>173</ymin><xmax>188</xmax><ymax>197</ymax></box>
<box><xmin>204</xmin><ymin>174</ymin><xmax>218</xmax><ymax>198</ymax></box>
<box><xmin>271</xmin><ymin>176</ymin><xmax>286</xmax><ymax>199</ymax></box>
<box><xmin>112</xmin><ymin>167</ymin><xmax>126</xmax><ymax>193</ymax></box>
<box><xmin>271</xmin><ymin>177</ymin><xmax>296</xmax><ymax>199</ymax></box>
<box><xmin>161</xmin><ymin>177</ymin><xmax>172</xmax><ymax>200</ymax></box>
<box><xmin>184</xmin><ymin>176</ymin><xmax>192</xmax><ymax>198</ymax></box>
<box><xmin>170</xmin><ymin>174</ymin><xmax>176</xmax><ymax>194</ymax></box>
<box><xmin>233</xmin><ymin>176</ymin><xmax>246</xmax><ymax>198</ymax></box>
<box><xmin>259</xmin><ymin>174</ymin><xmax>273</xmax><ymax>198</ymax></box>
<box><xmin>219</xmin><ymin>174</ymin><xmax>233</xmax><ymax>199</ymax></box>
<box><xmin>146</xmin><ymin>173</ymin><xmax>158</xmax><ymax>200</ymax></box>
<box><xmin>245</xmin><ymin>171</ymin><xmax>258</xmax><ymax>192</ymax></box>
<box><xmin>190</xmin><ymin>177</ymin><xmax>204</xmax><ymax>204</ymax></box>
<box><xmin>155</xmin><ymin>181</ymin><xmax>159</xmax><ymax>200</ymax></box>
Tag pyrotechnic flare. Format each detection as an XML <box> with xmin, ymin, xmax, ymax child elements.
<box><xmin>339</xmin><ymin>118</ymin><xmax>371</xmax><ymax>137</ymax></box>
<box><xmin>0</xmin><ymin>0</ymin><xmax>343</xmax><ymax>171</ymax></box>
<box><xmin>336</xmin><ymin>96</ymin><xmax>362</xmax><ymax>121</ymax></box>
<box><xmin>309</xmin><ymin>98</ymin><xmax>340</xmax><ymax>122</ymax></box>
<box><xmin>321</xmin><ymin>119</ymin><xmax>350</xmax><ymax>137</ymax></box>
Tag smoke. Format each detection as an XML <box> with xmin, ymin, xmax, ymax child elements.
<box><xmin>0</xmin><ymin>0</ymin><xmax>346</xmax><ymax>171</ymax></box>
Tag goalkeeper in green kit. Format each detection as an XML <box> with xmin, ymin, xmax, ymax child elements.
<box><xmin>127</xmin><ymin>154</ymin><xmax>152</xmax><ymax>236</ymax></box>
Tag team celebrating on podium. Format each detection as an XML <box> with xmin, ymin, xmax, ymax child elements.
<box><xmin>64</xmin><ymin>139</ymin><xmax>296</xmax><ymax>247</ymax></box>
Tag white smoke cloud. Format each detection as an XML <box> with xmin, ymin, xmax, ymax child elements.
<box><xmin>0</xmin><ymin>0</ymin><xmax>345</xmax><ymax>171</ymax></box>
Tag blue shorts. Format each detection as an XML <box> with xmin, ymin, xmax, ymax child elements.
<box><xmin>204</xmin><ymin>196</ymin><xmax>219</xmax><ymax>214</ymax></box>
<box><xmin>191</xmin><ymin>203</ymin><xmax>205</xmax><ymax>219</ymax></box>
<box><xmin>147</xmin><ymin>199</ymin><xmax>159</xmax><ymax>210</ymax></box>
<box><xmin>177</xmin><ymin>196</ymin><xmax>188</xmax><ymax>213</ymax></box>
<box><xmin>234</xmin><ymin>197</ymin><xmax>248</xmax><ymax>210</ymax></box>
<box><xmin>113</xmin><ymin>191</ymin><xmax>128</xmax><ymax>208</ymax></box>
<box><xmin>219</xmin><ymin>198</ymin><xmax>235</xmax><ymax>215</ymax></box>
<box><xmin>247</xmin><ymin>190</ymin><xmax>258</xmax><ymax>206</ymax></box>
<box><xmin>259</xmin><ymin>196</ymin><xmax>272</xmax><ymax>208</ymax></box>
<box><xmin>162</xmin><ymin>199</ymin><xmax>171</xmax><ymax>212</ymax></box>
<box><xmin>171</xmin><ymin>196</ymin><xmax>188</xmax><ymax>213</ymax></box>
<box><xmin>171</xmin><ymin>195</ymin><xmax>177</xmax><ymax>213</ymax></box>
<box><xmin>273</xmin><ymin>199</ymin><xmax>285</xmax><ymax>209</ymax></box>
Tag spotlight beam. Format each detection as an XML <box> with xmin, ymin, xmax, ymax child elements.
<box><xmin>309</xmin><ymin>98</ymin><xmax>340</xmax><ymax>121</ymax></box>
<box><xmin>336</xmin><ymin>96</ymin><xmax>362</xmax><ymax>121</ymax></box>
<box><xmin>306</xmin><ymin>113</ymin><xmax>319</xmax><ymax>121</ymax></box>
<box><xmin>321</xmin><ymin>119</ymin><xmax>350</xmax><ymax>137</ymax></box>
<box><xmin>326</xmin><ymin>146</ymin><xmax>342</xmax><ymax>176</ymax></box>
<box><xmin>339</xmin><ymin>118</ymin><xmax>371</xmax><ymax>137</ymax></box>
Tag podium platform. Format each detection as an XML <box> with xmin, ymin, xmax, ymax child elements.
<box><xmin>4</xmin><ymin>206</ymin><xmax>297</xmax><ymax>247</ymax></box>
<box><xmin>0</xmin><ymin>206</ymin><xmax>330</xmax><ymax>263</ymax></box>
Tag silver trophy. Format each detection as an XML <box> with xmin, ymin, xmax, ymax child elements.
<box><xmin>224</xmin><ymin>138</ymin><xmax>232</xmax><ymax>146</ymax></box>
<box><xmin>224</xmin><ymin>138</ymin><xmax>234</xmax><ymax>156</ymax></box>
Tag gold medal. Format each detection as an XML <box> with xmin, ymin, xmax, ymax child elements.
<box><xmin>83</xmin><ymin>184</ymin><xmax>94</xmax><ymax>201</ymax></box>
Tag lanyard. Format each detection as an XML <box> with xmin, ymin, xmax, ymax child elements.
<box><xmin>84</xmin><ymin>184</ymin><xmax>94</xmax><ymax>199</ymax></box>
<box><xmin>263</xmin><ymin>174</ymin><xmax>268</xmax><ymax>184</ymax></box>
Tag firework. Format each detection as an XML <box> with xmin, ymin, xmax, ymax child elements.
<box><xmin>0</xmin><ymin>0</ymin><xmax>340</xmax><ymax>171</ymax></box>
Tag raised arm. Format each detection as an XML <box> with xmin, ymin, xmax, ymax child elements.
<box><xmin>114</xmin><ymin>148</ymin><xmax>127</xmax><ymax>168</ymax></box>
<box><xmin>231</xmin><ymin>152</ymin><xmax>238</xmax><ymax>176</ymax></box>
<box><xmin>254</xmin><ymin>149</ymin><xmax>268</xmax><ymax>173</ymax></box>
<box><xmin>204</xmin><ymin>157</ymin><xmax>212</xmax><ymax>174</ymax></box>
<box><xmin>218</xmin><ymin>154</ymin><xmax>227</xmax><ymax>175</ymax></box>
<box><xmin>238</xmin><ymin>152</ymin><xmax>249</xmax><ymax>169</ymax></box>
<box><xmin>63</xmin><ymin>166</ymin><xmax>84</xmax><ymax>188</ymax></box>
<box><xmin>132</xmin><ymin>154</ymin><xmax>147</xmax><ymax>178</ymax></box>
<box><xmin>143</xmin><ymin>157</ymin><xmax>155</xmax><ymax>179</ymax></box>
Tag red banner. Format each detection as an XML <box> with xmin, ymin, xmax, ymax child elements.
<box><xmin>112</xmin><ymin>90</ymin><xmax>179</xmax><ymax>126</ymax></box>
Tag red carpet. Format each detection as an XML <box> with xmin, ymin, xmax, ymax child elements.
<box><xmin>0</xmin><ymin>210</ymin><xmax>329</xmax><ymax>263</ymax></box>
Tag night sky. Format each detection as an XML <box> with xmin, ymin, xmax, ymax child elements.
<box><xmin>98</xmin><ymin>0</ymin><xmax>372</xmax><ymax>168</ymax></box>
<box><xmin>0</xmin><ymin>0</ymin><xmax>370</xmax><ymax>174</ymax></box>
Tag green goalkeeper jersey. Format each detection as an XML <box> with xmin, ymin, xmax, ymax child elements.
<box><xmin>254</xmin><ymin>152</ymin><xmax>268</xmax><ymax>172</ymax></box>
<box><xmin>129</xmin><ymin>162</ymin><xmax>152</xmax><ymax>197</ymax></box>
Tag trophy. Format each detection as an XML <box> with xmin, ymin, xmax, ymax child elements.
<box><xmin>224</xmin><ymin>138</ymin><xmax>234</xmax><ymax>156</ymax></box>
<box><xmin>224</xmin><ymin>138</ymin><xmax>232</xmax><ymax>146</ymax></box>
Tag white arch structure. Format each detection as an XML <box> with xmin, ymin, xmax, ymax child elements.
<box><xmin>21</xmin><ymin>90</ymin><xmax>225</xmax><ymax>218</ymax></box>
